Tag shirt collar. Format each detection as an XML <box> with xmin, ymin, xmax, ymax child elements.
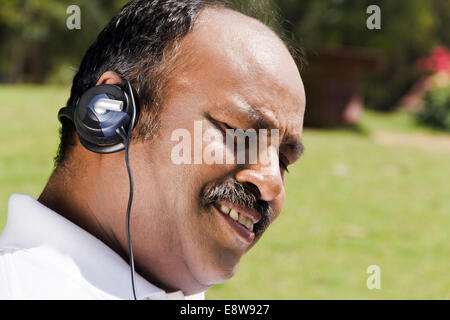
<box><xmin>0</xmin><ymin>194</ymin><xmax>204</xmax><ymax>300</ymax></box>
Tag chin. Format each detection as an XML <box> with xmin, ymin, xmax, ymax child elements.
<box><xmin>206</xmin><ymin>262</ymin><xmax>239</xmax><ymax>286</ymax></box>
<box><xmin>189</xmin><ymin>246</ymin><xmax>242</xmax><ymax>289</ymax></box>
<box><xmin>182</xmin><ymin>206</ymin><xmax>251</xmax><ymax>289</ymax></box>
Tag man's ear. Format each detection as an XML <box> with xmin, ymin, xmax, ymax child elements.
<box><xmin>96</xmin><ymin>71</ymin><xmax>123</xmax><ymax>86</ymax></box>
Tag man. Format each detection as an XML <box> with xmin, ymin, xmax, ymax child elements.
<box><xmin>0</xmin><ymin>0</ymin><xmax>305</xmax><ymax>299</ymax></box>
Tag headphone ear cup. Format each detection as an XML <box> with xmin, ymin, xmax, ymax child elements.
<box><xmin>73</xmin><ymin>83</ymin><xmax>137</xmax><ymax>153</ymax></box>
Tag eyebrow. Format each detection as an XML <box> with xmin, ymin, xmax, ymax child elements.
<box><xmin>245</xmin><ymin>106</ymin><xmax>278</xmax><ymax>131</ymax></box>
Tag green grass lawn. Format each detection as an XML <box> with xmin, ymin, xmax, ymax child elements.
<box><xmin>1</xmin><ymin>85</ymin><xmax>449</xmax><ymax>299</ymax></box>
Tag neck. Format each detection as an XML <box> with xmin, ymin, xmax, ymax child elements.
<box><xmin>38</xmin><ymin>165</ymin><xmax>127</xmax><ymax>260</ymax></box>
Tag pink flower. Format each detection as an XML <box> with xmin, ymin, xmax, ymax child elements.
<box><xmin>417</xmin><ymin>46</ymin><xmax>450</xmax><ymax>73</ymax></box>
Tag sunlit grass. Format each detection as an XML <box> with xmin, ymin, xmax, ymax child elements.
<box><xmin>0</xmin><ymin>85</ymin><xmax>69</xmax><ymax>229</ymax></box>
<box><xmin>1</xmin><ymin>85</ymin><xmax>449</xmax><ymax>299</ymax></box>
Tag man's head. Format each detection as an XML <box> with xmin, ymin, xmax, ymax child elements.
<box><xmin>49</xmin><ymin>0</ymin><xmax>306</xmax><ymax>295</ymax></box>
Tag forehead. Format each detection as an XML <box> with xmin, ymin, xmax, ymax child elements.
<box><xmin>168</xmin><ymin>8</ymin><xmax>305</xmax><ymax>137</ymax></box>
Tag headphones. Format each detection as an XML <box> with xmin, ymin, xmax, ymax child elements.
<box><xmin>58</xmin><ymin>79</ymin><xmax>140</xmax><ymax>300</ymax></box>
<box><xmin>58</xmin><ymin>80</ymin><xmax>140</xmax><ymax>153</ymax></box>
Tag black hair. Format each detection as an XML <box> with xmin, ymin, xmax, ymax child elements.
<box><xmin>55</xmin><ymin>0</ymin><xmax>227</xmax><ymax>165</ymax></box>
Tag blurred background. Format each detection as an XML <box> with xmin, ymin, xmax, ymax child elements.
<box><xmin>0</xmin><ymin>0</ymin><xmax>449</xmax><ymax>299</ymax></box>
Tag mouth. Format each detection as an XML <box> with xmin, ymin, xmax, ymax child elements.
<box><xmin>212</xmin><ymin>201</ymin><xmax>261</xmax><ymax>245</ymax></box>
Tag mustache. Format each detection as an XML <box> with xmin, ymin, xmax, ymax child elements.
<box><xmin>199</xmin><ymin>178</ymin><xmax>274</xmax><ymax>237</ymax></box>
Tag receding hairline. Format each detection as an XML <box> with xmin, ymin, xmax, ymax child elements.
<box><xmin>165</xmin><ymin>5</ymin><xmax>299</xmax><ymax>85</ymax></box>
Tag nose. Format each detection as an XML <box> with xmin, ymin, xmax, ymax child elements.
<box><xmin>235</xmin><ymin>146</ymin><xmax>283</xmax><ymax>202</ymax></box>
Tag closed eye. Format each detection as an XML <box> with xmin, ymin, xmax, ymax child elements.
<box><xmin>206</xmin><ymin>114</ymin><xmax>290</xmax><ymax>174</ymax></box>
<box><xmin>206</xmin><ymin>115</ymin><xmax>235</xmax><ymax>133</ymax></box>
<box><xmin>221</xmin><ymin>121</ymin><xmax>236</xmax><ymax>132</ymax></box>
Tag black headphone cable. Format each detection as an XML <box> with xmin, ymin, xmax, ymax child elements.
<box><xmin>117</xmin><ymin>126</ymin><xmax>138</xmax><ymax>300</ymax></box>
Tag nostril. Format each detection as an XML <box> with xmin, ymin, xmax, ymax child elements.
<box><xmin>242</xmin><ymin>182</ymin><xmax>261</xmax><ymax>200</ymax></box>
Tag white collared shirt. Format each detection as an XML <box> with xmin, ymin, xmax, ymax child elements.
<box><xmin>0</xmin><ymin>194</ymin><xmax>205</xmax><ymax>300</ymax></box>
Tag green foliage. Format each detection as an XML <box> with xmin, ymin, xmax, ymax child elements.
<box><xmin>417</xmin><ymin>86</ymin><xmax>450</xmax><ymax>131</ymax></box>
<box><xmin>0</xmin><ymin>0</ymin><xmax>127</xmax><ymax>83</ymax></box>
<box><xmin>273</xmin><ymin>0</ymin><xmax>449</xmax><ymax>110</ymax></box>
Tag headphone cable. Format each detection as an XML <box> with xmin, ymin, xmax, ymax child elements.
<box><xmin>117</xmin><ymin>126</ymin><xmax>137</xmax><ymax>300</ymax></box>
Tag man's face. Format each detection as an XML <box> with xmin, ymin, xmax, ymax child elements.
<box><xmin>109</xmin><ymin>9</ymin><xmax>305</xmax><ymax>293</ymax></box>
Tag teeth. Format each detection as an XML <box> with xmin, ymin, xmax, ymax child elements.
<box><xmin>229</xmin><ymin>209</ymin><xmax>239</xmax><ymax>221</ymax></box>
<box><xmin>245</xmin><ymin>220</ymin><xmax>253</xmax><ymax>231</ymax></box>
<box><xmin>220</xmin><ymin>205</ymin><xmax>231</xmax><ymax>215</ymax></box>
<box><xmin>217</xmin><ymin>203</ymin><xmax>254</xmax><ymax>232</ymax></box>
